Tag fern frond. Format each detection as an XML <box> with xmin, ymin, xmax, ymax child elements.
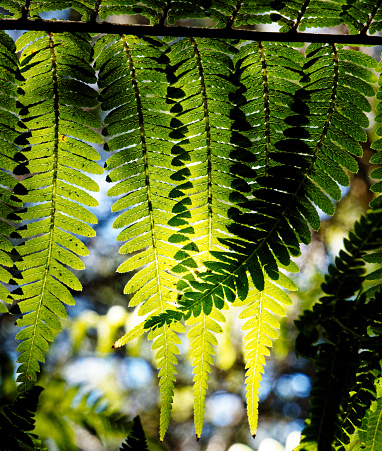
<box><xmin>150</xmin><ymin>41</ymin><xmax>306</xmax><ymax>325</ymax></box>
<box><xmin>370</xmin><ymin>68</ymin><xmax>382</xmax><ymax>210</ymax></box>
<box><xmin>296</xmin><ymin>209</ymin><xmax>382</xmax><ymax>450</ymax></box>
<box><xmin>364</xmin><ymin>398</ymin><xmax>382</xmax><ymax>451</ymax></box>
<box><xmin>119</xmin><ymin>416</ymin><xmax>149</xmax><ymax>451</ymax></box>
<box><xmin>13</xmin><ymin>31</ymin><xmax>102</xmax><ymax>393</ymax></box>
<box><xmin>186</xmin><ymin>308</ymin><xmax>225</xmax><ymax>438</ymax></box>
<box><xmin>237</xmin><ymin>271</ymin><xmax>296</xmax><ymax>437</ymax></box>
<box><xmin>96</xmin><ymin>34</ymin><xmax>185</xmax><ymax>439</ymax></box>
<box><xmin>0</xmin><ymin>386</ymin><xmax>46</xmax><ymax>451</ymax></box>
<box><xmin>338</xmin><ymin>1</ymin><xmax>382</xmax><ymax>35</ymax></box>
<box><xmin>0</xmin><ymin>30</ymin><xmax>22</xmax><ymax>312</ymax></box>
<box><xmin>163</xmin><ymin>37</ymin><xmax>241</xmax><ymax>279</ymax></box>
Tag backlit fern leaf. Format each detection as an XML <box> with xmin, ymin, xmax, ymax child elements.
<box><xmin>144</xmin><ymin>40</ymin><xmax>377</xmax><ymax>439</ymax></box>
<box><xmin>236</xmin><ymin>270</ymin><xmax>296</xmax><ymax>436</ymax></box>
<box><xmin>0</xmin><ymin>30</ymin><xmax>22</xmax><ymax>312</ymax></box>
<box><xmin>151</xmin><ymin>42</ymin><xmax>306</xmax><ymax>323</ymax></box>
<box><xmin>12</xmin><ymin>31</ymin><xmax>102</xmax><ymax>392</ymax></box>
<box><xmin>163</xmin><ymin>37</ymin><xmax>241</xmax><ymax>283</ymax></box>
<box><xmin>301</xmin><ymin>43</ymin><xmax>376</xmax><ymax>207</ymax></box>
<box><xmin>231</xmin><ymin>0</ymin><xmax>342</xmax><ymax>32</ymax></box>
<box><xmin>96</xmin><ymin>34</ymin><xmax>184</xmax><ymax>439</ymax></box>
<box><xmin>186</xmin><ymin>308</ymin><xmax>224</xmax><ymax>438</ymax></box>
<box><xmin>71</xmin><ymin>0</ymin><xmax>165</xmax><ymax>23</ymax></box>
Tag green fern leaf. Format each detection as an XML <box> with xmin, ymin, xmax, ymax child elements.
<box><xmin>0</xmin><ymin>386</ymin><xmax>46</xmax><ymax>451</ymax></box>
<box><xmin>13</xmin><ymin>31</ymin><xmax>102</xmax><ymax>393</ymax></box>
<box><xmin>238</xmin><ymin>274</ymin><xmax>295</xmax><ymax>436</ymax></box>
<box><xmin>96</xmin><ymin>34</ymin><xmax>185</xmax><ymax>439</ymax></box>
<box><xmin>187</xmin><ymin>308</ymin><xmax>224</xmax><ymax>438</ymax></box>
<box><xmin>338</xmin><ymin>1</ymin><xmax>382</xmax><ymax>35</ymax></box>
<box><xmin>365</xmin><ymin>398</ymin><xmax>382</xmax><ymax>451</ymax></box>
<box><xmin>119</xmin><ymin>415</ymin><xmax>149</xmax><ymax>451</ymax></box>
<box><xmin>0</xmin><ymin>30</ymin><xmax>22</xmax><ymax>312</ymax></box>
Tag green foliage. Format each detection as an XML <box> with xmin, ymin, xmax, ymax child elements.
<box><xmin>11</xmin><ymin>31</ymin><xmax>102</xmax><ymax>393</ymax></box>
<box><xmin>119</xmin><ymin>416</ymin><xmax>149</xmax><ymax>451</ymax></box>
<box><xmin>0</xmin><ymin>2</ymin><xmax>382</xmax><ymax>449</ymax></box>
<box><xmin>295</xmin><ymin>209</ymin><xmax>382</xmax><ymax>449</ymax></box>
<box><xmin>0</xmin><ymin>386</ymin><xmax>46</xmax><ymax>451</ymax></box>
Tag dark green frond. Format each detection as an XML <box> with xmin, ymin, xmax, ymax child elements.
<box><xmin>13</xmin><ymin>31</ymin><xmax>102</xmax><ymax>393</ymax></box>
<box><xmin>0</xmin><ymin>386</ymin><xmax>46</xmax><ymax>451</ymax></box>
<box><xmin>295</xmin><ymin>209</ymin><xmax>382</xmax><ymax>449</ymax></box>
<box><xmin>119</xmin><ymin>416</ymin><xmax>149</xmax><ymax>451</ymax></box>
<box><xmin>370</xmin><ymin>70</ymin><xmax>382</xmax><ymax>209</ymax></box>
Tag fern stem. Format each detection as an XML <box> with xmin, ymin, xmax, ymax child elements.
<box><xmin>361</xmin><ymin>0</ymin><xmax>382</xmax><ymax>35</ymax></box>
<box><xmin>330</xmin><ymin>316</ymin><xmax>364</xmax><ymax>340</ymax></box>
<box><xmin>258</xmin><ymin>41</ymin><xmax>270</xmax><ymax>173</ymax></box>
<box><xmin>159</xmin><ymin>1</ymin><xmax>172</xmax><ymax>27</ymax></box>
<box><xmin>290</xmin><ymin>0</ymin><xmax>311</xmax><ymax>32</ymax></box>
<box><xmin>227</xmin><ymin>0</ymin><xmax>243</xmax><ymax>29</ymax></box>
<box><xmin>190</xmin><ymin>37</ymin><xmax>213</xmax><ymax>257</ymax></box>
<box><xmin>2</xmin><ymin>20</ymin><xmax>382</xmax><ymax>45</ymax></box>
<box><xmin>90</xmin><ymin>0</ymin><xmax>103</xmax><ymax>22</ymax></box>
<box><xmin>21</xmin><ymin>0</ymin><xmax>31</xmax><ymax>21</ymax></box>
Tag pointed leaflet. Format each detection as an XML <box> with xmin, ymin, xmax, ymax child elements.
<box><xmin>236</xmin><ymin>272</ymin><xmax>295</xmax><ymax>436</ymax></box>
<box><xmin>0</xmin><ymin>30</ymin><xmax>22</xmax><ymax>312</ymax></box>
<box><xmin>365</xmin><ymin>398</ymin><xmax>382</xmax><ymax>451</ymax></box>
<box><xmin>95</xmin><ymin>34</ymin><xmax>184</xmax><ymax>439</ymax></box>
<box><xmin>13</xmin><ymin>31</ymin><xmax>102</xmax><ymax>392</ymax></box>
<box><xmin>186</xmin><ymin>308</ymin><xmax>225</xmax><ymax>438</ymax></box>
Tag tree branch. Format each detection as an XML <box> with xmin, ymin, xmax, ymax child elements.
<box><xmin>1</xmin><ymin>18</ymin><xmax>382</xmax><ymax>45</ymax></box>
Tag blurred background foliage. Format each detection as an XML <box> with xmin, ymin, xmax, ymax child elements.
<box><xmin>1</xmin><ymin>6</ymin><xmax>382</xmax><ymax>451</ymax></box>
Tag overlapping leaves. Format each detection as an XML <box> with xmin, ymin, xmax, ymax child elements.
<box><xmin>296</xmin><ymin>209</ymin><xmax>382</xmax><ymax>450</ymax></box>
<box><xmin>2</xmin><ymin>0</ymin><xmax>382</xmax><ymax>36</ymax></box>
<box><xmin>0</xmin><ymin>20</ymin><xmax>380</xmax><ymax>444</ymax></box>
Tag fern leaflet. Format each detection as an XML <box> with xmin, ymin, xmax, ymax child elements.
<box><xmin>97</xmin><ymin>34</ymin><xmax>185</xmax><ymax>439</ymax></box>
<box><xmin>0</xmin><ymin>30</ymin><xmax>21</xmax><ymax>312</ymax></box>
<box><xmin>12</xmin><ymin>31</ymin><xmax>102</xmax><ymax>392</ymax></box>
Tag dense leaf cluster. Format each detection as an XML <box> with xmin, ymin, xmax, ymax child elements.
<box><xmin>0</xmin><ymin>1</ymin><xmax>382</xmax><ymax>449</ymax></box>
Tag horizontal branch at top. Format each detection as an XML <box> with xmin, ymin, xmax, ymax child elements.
<box><xmin>1</xmin><ymin>18</ymin><xmax>382</xmax><ymax>45</ymax></box>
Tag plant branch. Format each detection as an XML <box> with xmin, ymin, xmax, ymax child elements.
<box><xmin>1</xmin><ymin>19</ymin><xmax>382</xmax><ymax>44</ymax></box>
